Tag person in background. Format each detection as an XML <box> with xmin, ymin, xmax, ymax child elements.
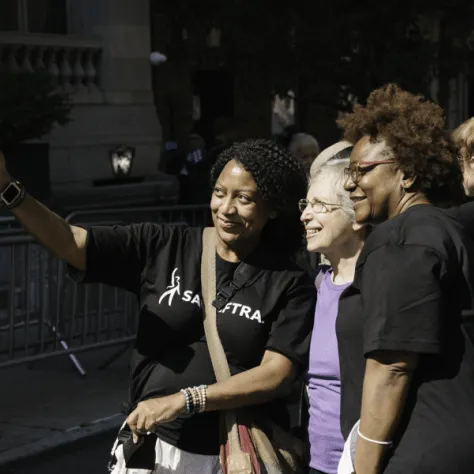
<box><xmin>207</xmin><ymin>117</ymin><xmax>247</xmax><ymax>168</ymax></box>
<box><xmin>453</xmin><ymin>116</ymin><xmax>474</xmax><ymax>197</ymax></box>
<box><xmin>178</xmin><ymin>132</ymin><xmax>210</xmax><ymax>204</ymax></box>
<box><xmin>0</xmin><ymin>139</ymin><xmax>314</xmax><ymax>473</ymax></box>
<box><xmin>301</xmin><ymin>156</ymin><xmax>366</xmax><ymax>474</ymax></box>
<box><xmin>337</xmin><ymin>84</ymin><xmax>474</xmax><ymax>474</ymax></box>
<box><xmin>161</xmin><ymin>141</ymin><xmax>182</xmax><ymax>176</ymax></box>
<box><xmin>271</xmin><ymin>90</ymin><xmax>319</xmax><ymax>173</ymax></box>
<box><xmin>449</xmin><ymin>118</ymin><xmax>474</xmax><ymax>238</ymax></box>
<box><xmin>289</xmin><ymin>133</ymin><xmax>321</xmax><ymax>174</ymax></box>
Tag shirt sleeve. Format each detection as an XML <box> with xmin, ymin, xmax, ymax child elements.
<box><xmin>360</xmin><ymin>244</ymin><xmax>447</xmax><ymax>356</ymax></box>
<box><xmin>265</xmin><ymin>271</ymin><xmax>315</xmax><ymax>367</ymax></box>
<box><xmin>68</xmin><ymin>222</ymin><xmax>166</xmax><ymax>294</ymax></box>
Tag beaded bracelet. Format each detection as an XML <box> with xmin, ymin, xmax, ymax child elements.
<box><xmin>180</xmin><ymin>385</ymin><xmax>208</xmax><ymax>415</ymax></box>
<box><xmin>197</xmin><ymin>385</ymin><xmax>208</xmax><ymax>413</ymax></box>
<box><xmin>180</xmin><ymin>388</ymin><xmax>192</xmax><ymax>416</ymax></box>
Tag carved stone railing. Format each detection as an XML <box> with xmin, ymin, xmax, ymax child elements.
<box><xmin>0</xmin><ymin>32</ymin><xmax>104</xmax><ymax>104</ymax></box>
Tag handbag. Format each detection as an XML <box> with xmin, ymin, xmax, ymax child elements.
<box><xmin>201</xmin><ymin>227</ymin><xmax>307</xmax><ymax>474</ymax></box>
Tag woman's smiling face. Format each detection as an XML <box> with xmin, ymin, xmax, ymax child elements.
<box><xmin>344</xmin><ymin>136</ymin><xmax>402</xmax><ymax>225</ymax></box>
<box><xmin>210</xmin><ymin>159</ymin><xmax>275</xmax><ymax>251</ymax></box>
<box><xmin>301</xmin><ymin>179</ymin><xmax>353</xmax><ymax>254</ymax></box>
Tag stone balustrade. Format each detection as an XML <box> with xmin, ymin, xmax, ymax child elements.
<box><xmin>0</xmin><ymin>32</ymin><xmax>104</xmax><ymax>104</ymax></box>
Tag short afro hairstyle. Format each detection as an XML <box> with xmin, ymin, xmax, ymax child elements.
<box><xmin>337</xmin><ymin>83</ymin><xmax>465</xmax><ymax>206</ymax></box>
<box><xmin>210</xmin><ymin>138</ymin><xmax>307</xmax><ymax>252</ymax></box>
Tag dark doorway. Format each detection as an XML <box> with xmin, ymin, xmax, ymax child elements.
<box><xmin>192</xmin><ymin>70</ymin><xmax>234</xmax><ymax>147</ymax></box>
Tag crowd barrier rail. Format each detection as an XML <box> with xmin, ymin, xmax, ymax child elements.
<box><xmin>0</xmin><ymin>204</ymin><xmax>211</xmax><ymax>374</ymax></box>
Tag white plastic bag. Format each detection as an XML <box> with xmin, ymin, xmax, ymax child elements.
<box><xmin>337</xmin><ymin>420</ymin><xmax>359</xmax><ymax>474</ymax></box>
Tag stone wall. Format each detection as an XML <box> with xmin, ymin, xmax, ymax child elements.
<box><xmin>49</xmin><ymin>0</ymin><xmax>166</xmax><ymax>204</ymax></box>
<box><xmin>0</xmin><ymin>0</ymin><xmax>176</xmax><ymax>206</ymax></box>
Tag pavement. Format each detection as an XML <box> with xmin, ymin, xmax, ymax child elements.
<box><xmin>0</xmin><ymin>345</ymin><xmax>132</xmax><ymax>468</ymax></box>
<box><xmin>3</xmin><ymin>430</ymin><xmax>118</xmax><ymax>474</ymax></box>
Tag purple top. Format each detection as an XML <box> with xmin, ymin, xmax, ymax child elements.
<box><xmin>308</xmin><ymin>270</ymin><xmax>351</xmax><ymax>473</ymax></box>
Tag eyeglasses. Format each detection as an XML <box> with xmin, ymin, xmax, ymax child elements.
<box><xmin>298</xmin><ymin>199</ymin><xmax>342</xmax><ymax>214</ymax></box>
<box><xmin>344</xmin><ymin>160</ymin><xmax>395</xmax><ymax>184</ymax></box>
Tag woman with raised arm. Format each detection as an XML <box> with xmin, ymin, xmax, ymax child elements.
<box><xmin>0</xmin><ymin>139</ymin><xmax>314</xmax><ymax>473</ymax></box>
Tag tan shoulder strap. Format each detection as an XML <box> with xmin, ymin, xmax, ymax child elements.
<box><xmin>201</xmin><ymin>227</ymin><xmax>232</xmax><ymax>381</ymax></box>
<box><xmin>202</xmin><ymin>228</ymin><xmax>253</xmax><ymax>473</ymax></box>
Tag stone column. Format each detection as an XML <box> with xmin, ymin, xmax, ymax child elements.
<box><xmin>90</xmin><ymin>0</ymin><xmax>156</xmax><ymax>105</ymax></box>
<box><xmin>47</xmin><ymin>0</ymin><xmax>176</xmax><ymax>208</ymax></box>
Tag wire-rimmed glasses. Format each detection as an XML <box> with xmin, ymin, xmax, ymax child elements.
<box><xmin>298</xmin><ymin>199</ymin><xmax>342</xmax><ymax>214</ymax></box>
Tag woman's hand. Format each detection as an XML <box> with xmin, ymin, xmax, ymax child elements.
<box><xmin>0</xmin><ymin>151</ymin><xmax>12</xmax><ymax>187</ymax></box>
<box><xmin>126</xmin><ymin>393</ymin><xmax>186</xmax><ymax>443</ymax></box>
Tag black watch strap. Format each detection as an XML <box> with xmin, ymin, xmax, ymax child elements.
<box><xmin>0</xmin><ymin>180</ymin><xmax>26</xmax><ymax>209</ymax></box>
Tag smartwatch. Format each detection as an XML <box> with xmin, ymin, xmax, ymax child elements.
<box><xmin>0</xmin><ymin>181</ymin><xmax>26</xmax><ymax>209</ymax></box>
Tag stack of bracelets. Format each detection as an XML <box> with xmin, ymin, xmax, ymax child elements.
<box><xmin>180</xmin><ymin>385</ymin><xmax>208</xmax><ymax>416</ymax></box>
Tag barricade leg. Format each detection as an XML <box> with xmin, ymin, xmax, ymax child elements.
<box><xmin>44</xmin><ymin>321</ymin><xmax>87</xmax><ymax>376</ymax></box>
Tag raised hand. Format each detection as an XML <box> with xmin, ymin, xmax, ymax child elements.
<box><xmin>0</xmin><ymin>150</ymin><xmax>6</xmax><ymax>173</ymax></box>
<box><xmin>0</xmin><ymin>151</ymin><xmax>12</xmax><ymax>188</ymax></box>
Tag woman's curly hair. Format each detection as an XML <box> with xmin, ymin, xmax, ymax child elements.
<box><xmin>337</xmin><ymin>83</ymin><xmax>465</xmax><ymax>206</ymax></box>
<box><xmin>210</xmin><ymin>138</ymin><xmax>307</xmax><ymax>252</ymax></box>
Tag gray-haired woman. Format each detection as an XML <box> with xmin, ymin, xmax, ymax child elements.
<box><xmin>301</xmin><ymin>146</ymin><xmax>368</xmax><ymax>474</ymax></box>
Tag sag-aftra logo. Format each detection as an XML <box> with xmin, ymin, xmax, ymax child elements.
<box><xmin>158</xmin><ymin>268</ymin><xmax>201</xmax><ymax>307</ymax></box>
<box><xmin>158</xmin><ymin>268</ymin><xmax>263</xmax><ymax>324</ymax></box>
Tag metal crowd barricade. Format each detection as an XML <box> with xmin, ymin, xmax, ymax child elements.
<box><xmin>0</xmin><ymin>216</ymin><xmax>20</xmax><ymax>230</ymax></box>
<box><xmin>64</xmin><ymin>203</ymin><xmax>211</xmax><ymax>227</ymax></box>
<box><xmin>0</xmin><ymin>204</ymin><xmax>211</xmax><ymax>373</ymax></box>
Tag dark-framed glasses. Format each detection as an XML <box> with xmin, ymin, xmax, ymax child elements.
<box><xmin>298</xmin><ymin>199</ymin><xmax>342</xmax><ymax>214</ymax></box>
<box><xmin>344</xmin><ymin>160</ymin><xmax>395</xmax><ymax>184</ymax></box>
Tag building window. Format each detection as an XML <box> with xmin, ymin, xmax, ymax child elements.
<box><xmin>0</xmin><ymin>0</ymin><xmax>20</xmax><ymax>31</ymax></box>
<box><xmin>0</xmin><ymin>0</ymin><xmax>67</xmax><ymax>34</ymax></box>
<box><xmin>26</xmin><ymin>0</ymin><xmax>67</xmax><ymax>34</ymax></box>
<box><xmin>271</xmin><ymin>91</ymin><xmax>296</xmax><ymax>136</ymax></box>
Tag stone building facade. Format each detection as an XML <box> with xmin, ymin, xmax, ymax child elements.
<box><xmin>0</xmin><ymin>0</ymin><xmax>177</xmax><ymax>210</ymax></box>
<box><xmin>1</xmin><ymin>2</ymin><xmax>473</xmax><ymax>212</ymax></box>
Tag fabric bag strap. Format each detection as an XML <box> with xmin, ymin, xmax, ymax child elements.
<box><xmin>201</xmin><ymin>227</ymin><xmax>233</xmax><ymax>381</ymax></box>
<box><xmin>212</xmin><ymin>250</ymin><xmax>266</xmax><ymax>311</ymax></box>
<box><xmin>201</xmin><ymin>228</ymin><xmax>253</xmax><ymax>473</ymax></box>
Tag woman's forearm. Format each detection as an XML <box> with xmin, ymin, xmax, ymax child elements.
<box><xmin>127</xmin><ymin>352</ymin><xmax>297</xmax><ymax>440</ymax></box>
<box><xmin>205</xmin><ymin>351</ymin><xmax>296</xmax><ymax>412</ymax></box>
<box><xmin>355</xmin><ymin>351</ymin><xmax>418</xmax><ymax>474</ymax></box>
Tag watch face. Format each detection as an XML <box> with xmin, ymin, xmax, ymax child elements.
<box><xmin>2</xmin><ymin>182</ymin><xmax>20</xmax><ymax>204</ymax></box>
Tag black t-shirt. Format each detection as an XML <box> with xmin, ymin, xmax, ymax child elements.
<box><xmin>70</xmin><ymin>224</ymin><xmax>315</xmax><ymax>455</ymax></box>
<box><xmin>337</xmin><ymin>205</ymin><xmax>474</xmax><ymax>474</ymax></box>
<box><xmin>447</xmin><ymin>201</ymin><xmax>474</xmax><ymax>239</ymax></box>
